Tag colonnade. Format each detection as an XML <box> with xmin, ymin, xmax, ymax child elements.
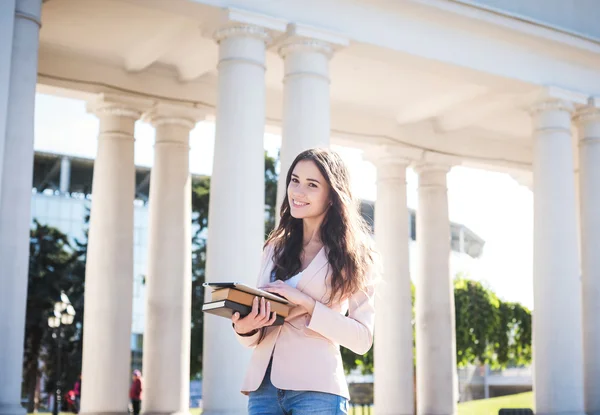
<box><xmin>1</xmin><ymin>2</ymin><xmax>600</xmax><ymax>415</ymax></box>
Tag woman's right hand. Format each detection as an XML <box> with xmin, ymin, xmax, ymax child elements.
<box><xmin>231</xmin><ymin>296</ymin><xmax>277</xmax><ymax>335</ymax></box>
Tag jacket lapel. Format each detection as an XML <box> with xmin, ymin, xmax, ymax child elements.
<box><xmin>262</xmin><ymin>245</ymin><xmax>329</xmax><ymax>298</ymax></box>
<box><xmin>296</xmin><ymin>246</ymin><xmax>328</xmax><ymax>295</ymax></box>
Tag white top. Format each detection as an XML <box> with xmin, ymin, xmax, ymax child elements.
<box><xmin>285</xmin><ymin>271</ymin><xmax>303</xmax><ymax>288</ymax></box>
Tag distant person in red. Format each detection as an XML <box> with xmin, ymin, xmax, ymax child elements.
<box><xmin>73</xmin><ymin>375</ymin><xmax>81</xmax><ymax>413</ymax></box>
<box><xmin>129</xmin><ymin>370</ymin><xmax>142</xmax><ymax>415</ymax></box>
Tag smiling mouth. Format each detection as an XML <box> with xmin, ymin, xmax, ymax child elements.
<box><xmin>292</xmin><ymin>199</ymin><xmax>309</xmax><ymax>207</ymax></box>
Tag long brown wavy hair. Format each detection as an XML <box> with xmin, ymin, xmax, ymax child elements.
<box><xmin>266</xmin><ymin>148</ymin><xmax>377</xmax><ymax>303</ymax></box>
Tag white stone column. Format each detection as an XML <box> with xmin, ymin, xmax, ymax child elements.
<box><xmin>201</xmin><ymin>22</ymin><xmax>275</xmax><ymax>415</ymax></box>
<box><xmin>572</xmin><ymin>132</ymin><xmax>582</xmax><ymax>268</ymax></box>
<box><xmin>530</xmin><ymin>98</ymin><xmax>584</xmax><ymax>415</ymax></box>
<box><xmin>369</xmin><ymin>151</ymin><xmax>413</xmax><ymax>415</ymax></box>
<box><xmin>275</xmin><ymin>25</ymin><xmax>347</xmax><ymax>214</ymax></box>
<box><xmin>0</xmin><ymin>0</ymin><xmax>16</xmax><ymax>202</ymax></box>
<box><xmin>0</xmin><ymin>2</ymin><xmax>41</xmax><ymax>415</ymax></box>
<box><xmin>414</xmin><ymin>162</ymin><xmax>457</xmax><ymax>415</ymax></box>
<box><xmin>575</xmin><ymin>101</ymin><xmax>600</xmax><ymax>415</ymax></box>
<box><xmin>80</xmin><ymin>94</ymin><xmax>150</xmax><ymax>415</ymax></box>
<box><xmin>141</xmin><ymin>104</ymin><xmax>204</xmax><ymax>415</ymax></box>
<box><xmin>60</xmin><ymin>156</ymin><xmax>71</xmax><ymax>194</ymax></box>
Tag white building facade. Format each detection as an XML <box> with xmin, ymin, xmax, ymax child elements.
<box><xmin>2</xmin><ymin>1</ymin><xmax>600</xmax><ymax>415</ymax></box>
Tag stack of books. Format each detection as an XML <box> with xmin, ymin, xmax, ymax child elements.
<box><xmin>202</xmin><ymin>282</ymin><xmax>293</xmax><ymax>326</ymax></box>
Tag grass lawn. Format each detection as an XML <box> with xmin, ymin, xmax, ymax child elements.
<box><xmin>188</xmin><ymin>391</ymin><xmax>533</xmax><ymax>415</ymax></box>
<box><xmin>457</xmin><ymin>391</ymin><xmax>534</xmax><ymax>415</ymax></box>
<box><xmin>34</xmin><ymin>391</ymin><xmax>534</xmax><ymax>415</ymax></box>
<box><xmin>345</xmin><ymin>392</ymin><xmax>534</xmax><ymax>415</ymax></box>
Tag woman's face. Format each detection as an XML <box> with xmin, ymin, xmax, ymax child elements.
<box><xmin>288</xmin><ymin>160</ymin><xmax>331</xmax><ymax>220</ymax></box>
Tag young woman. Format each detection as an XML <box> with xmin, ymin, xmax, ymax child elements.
<box><xmin>231</xmin><ymin>148</ymin><xmax>378</xmax><ymax>414</ymax></box>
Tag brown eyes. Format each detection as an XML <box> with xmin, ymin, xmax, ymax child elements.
<box><xmin>291</xmin><ymin>178</ymin><xmax>317</xmax><ymax>188</ymax></box>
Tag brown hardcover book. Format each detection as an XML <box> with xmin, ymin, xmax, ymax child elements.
<box><xmin>202</xmin><ymin>300</ymin><xmax>285</xmax><ymax>326</ymax></box>
<box><xmin>211</xmin><ymin>288</ymin><xmax>292</xmax><ymax>318</ymax></box>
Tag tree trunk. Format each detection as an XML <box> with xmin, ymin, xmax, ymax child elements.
<box><xmin>24</xmin><ymin>326</ymin><xmax>43</xmax><ymax>413</ymax></box>
<box><xmin>34</xmin><ymin>374</ymin><xmax>41</xmax><ymax>412</ymax></box>
<box><xmin>26</xmin><ymin>371</ymin><xmax>37</xmax><ymax>413</ymax></box>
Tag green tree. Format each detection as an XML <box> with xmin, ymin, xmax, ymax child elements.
<box><xmin>454</xmin><ymin>278</ymin><xmax>501</xmax><ymax>367</ymax></box>
<box><xmin>342</xmin><ymin>277</ymin><xmax>532</xmax><ymax>374</ymax></box>
<box><xmin>454</xmin><ymin>277</ymin><xmax>532</xmax><ymax>369</ymax></box>
<box><xmin>264</xmin><ymin>153</ymin><xmax>278</xmax><ymax>236</ymax></box>
<box><xmin>190</xmin><ymin>175</ymin><xmax>210</xmax><ymax>379</ymax></box>
<box><xmin>493</xmin><ymin>300</ymin><xmax>532</xmax><ymax>367</ymax></box>
<box><xmin>23</xmin><ymin>221</ymin><xmax>85</xmax><ymax>411</ymax></box>
<box><xmin>190</xmin><ymin>152</ymin><xmax>278</xmax><ymax>378</ymax></box>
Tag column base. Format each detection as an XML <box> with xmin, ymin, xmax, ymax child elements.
<box><xmin>0</xmin><ymin>404</ymin><xmax>26</xmax><ymax>415</ymax></box>
<box><xmin>142</xmin><ymin>412</ymin><xmax>191</xmax><ymax>415</ymax></box>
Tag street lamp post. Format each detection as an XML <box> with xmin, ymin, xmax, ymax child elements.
<box><xmin>48</xmin><ymin>292</ymin><xmax>76</xmax><ymax>415</ymax></box>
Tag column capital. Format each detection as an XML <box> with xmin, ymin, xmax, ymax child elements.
<box><xmin>142</xmin><ymin>103</ymin><xmax>208</xmax><ymax>130</ymax></box>
<box><xmin>526</xmin><ymin>87</ymin><xmax>587</xmax><ymax>134</ymax></box>
<box><xmin>214</xmin><ymin>24</ymin><xmax>271</xmax><ymax>44</ymax></box>
<box><xmin>574</xmin><ymin>100</ymin><xmax>600</xmax><ymax>124</ymax></box>
<box><xmin>413</xmin><ymin>151</ymin><xmax>458</xmax><ymax>175</ymax></box>
<box><xmin>277</xmin><ymin>23</ymin><xmax>349</xmax><ymax>59</ymax></box>
<box><xmin>414</xmin><ymin>162</ymin><xmax>450</xmax><ymax>190</ymax></box>
<box><xmin>527</xmin><ymin>86</ymin><xmax>588</xmax><ymax>115</ymax></box>
<box><xmin>212</xmin><ymin>8</ymin><xmax>287</xmax><ymax>44</ymax></box>
<box><xmin>530</xmin><ymin>99</ymin><xmax>575</xmax><ymax>115</ymax></box>
<box><xmin>413</xmin><ymin>162</ymin><xmax>452</xmax><ymax>176</ymax></box>
<box><xmin>575</xmin><ymin>99</ymin><xmax>600</xmax><ymax>145</ymax></box>
<box><xmin>370</xmin><ymin>156</ymin><xmax>410</xmax><ymax>183</ymax></box>
<box><xmin>86</xmin><ymin>93</ymin><xmax>153</xmax><ymax>120</ymax></box>
<box><xmin>279</xmin><ymin>38</ymin><xmax>333</xmax><ymax>59</ymax></box>
<box><xmin>364</xmin><ymin>146</ymin><xmax>417</xmax><ymax>168</ymax></box>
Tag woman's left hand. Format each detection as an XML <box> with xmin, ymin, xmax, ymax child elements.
<box><xmin>261</xmin><ymin>280</ymin><xmax>316</xmax><ymax>313</ymax></box>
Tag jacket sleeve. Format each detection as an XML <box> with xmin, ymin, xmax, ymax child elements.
<box><xmin>306</xmin><ymin>267</ymin><xmax>376</xmax><ymax>355</ymax></box>
<box><xmin>233</xmin><ymin>325</ymin><xmax>264</xmax><ymax>348</ymax></box>
<box><xmin>233</xmin><ymin>244</ymin><xmax>273</xmax><ymax>348</ymax></box>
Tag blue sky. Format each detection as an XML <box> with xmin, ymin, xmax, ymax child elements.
<box><xmin>34</xmin><ymin>93</ymin><xmax>534</xmax><ymax>308</ymax></box>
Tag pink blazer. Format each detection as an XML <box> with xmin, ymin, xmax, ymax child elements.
<box><xmin>234</xmin><ymin>244</ymin><xmax>376</xmax><ymax>399</ymax></box>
